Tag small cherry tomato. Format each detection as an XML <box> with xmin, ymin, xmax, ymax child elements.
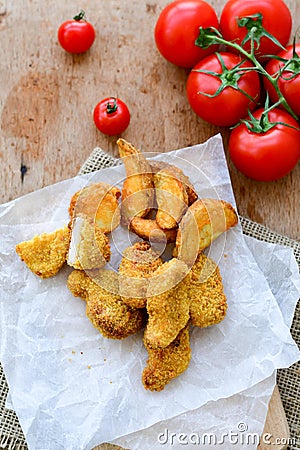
<box><xmin>186</xmin><ymin>52</ymin><xmax>261</xmax><ymax>126</ymax></box>
<box><xmin>220</xmin><ymin>0</ymin><xmax>292</xmax><ymax>60</ymax></box>
<box><xmin>264</xmin><ymin>44</ymin><xmax>300</xmax><ymax>118</ymax></box>
<box><xmin>228</xmin><ymin>108</ymin><xmax>300</xmax><ymax>181</ymax></box>
<box><xmin>58</xmin><ymin>10</ymin><xmax>95</xmax><ymax>54</ymax></box>
<box><xmin>154</xmin><ymin>0</ymin><xmax>219</xmax><ymax>68</ymax></box>
<box><xmin>93</xmin><ymin>98</ymin><xmax>130</xmax><ymax>136</ymax></box>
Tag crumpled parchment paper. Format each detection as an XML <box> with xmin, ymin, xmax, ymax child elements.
<box><xmin>0</xmin><ymin>134</ymin><xmax>299</xmax><ymax>450</ymax></box>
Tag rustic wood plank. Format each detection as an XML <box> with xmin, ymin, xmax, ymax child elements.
<box><xmin>0</xmin><ymin>0</ymin><xmax>299</xmax><ymax>239</ymax></box>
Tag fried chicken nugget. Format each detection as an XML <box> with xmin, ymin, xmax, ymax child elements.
<box><xmin>15</xmin><ymin>226</ymin><xmax>70</xmax><ymax>278</ymax></box>
<box><xmin>67</xmin><ymin>217</ymin><xmax>110</xmax><ymax>270</ymax></box>
<box><xmin>142</xmin><ymin>324</ymin><xmax>191</xmax><ymax>391</ymax></box>
<box><xmin>175</xmin><ymin>199</ymin><xmax>238</xmax><ymax>264</ymax></box>
<box><xmin>119</xmin><ymin>241</ymin><xmax>163</xmax><ymax>308</ymax></box>
<box><xmin>154</xmin><ymin>168</ymin><xmax>189</xmax><ymax>230</ymax></box>
<box><xmin>67</xmin><ymin>269</ymin><xmax>145</xmax><ymax>339</ymax></box>
<box><xmin>69</xmin><ymin>182</ymin><xmax>121</xmax><ymax>234</ymax></box>
<box><xmin>150</xmin><ymin>161</ymin><xmax>198</xmax><ymax>205</ymax></box>
<box><xmin>117</xmin><ymin>139</ymin><xmax>154</xmax><ymax>226</ymax></box>
<box><xmin>144</xmin><ymin>258</ymin><xmax>191</xmax><ymax>349</ymax></box>
<box><xmin>190</xmin><ymin>253</ymin><xmax>227</xmax><ymax>327</ymax></box>
<box><xmin>129</xmin><ymin>217</ymin><xmax>177</xmax><ymax>243</ymax></box>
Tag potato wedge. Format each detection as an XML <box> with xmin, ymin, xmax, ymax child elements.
<box><xmin>175</xmin><ymin>198</ymin><xmax>238</xmax><ymax>264</ymax></box>
<box><xmin>154</xmin><ymin>168</ymin><xmax>189</xmax><ymax>229</ymax></box>
<box><xmin>150</xmin><ymin>161</ymin><xmax>198</xmax><ymax>206</ymax></box>
<box><xmin>69</xmin><ymin>182</ymin><xmax>121</xmax><ymax>234</ymax></box>
<box><xmin>129</xmin><ymin>217</ymin><xmax>177</xmax><ymax>243</ymax></box>
<box><xmin>117</xmin><ymin>138</ymin><xmax>154</xmax><ymax>225</ymax></box>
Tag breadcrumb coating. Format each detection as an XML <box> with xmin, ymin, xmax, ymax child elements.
<box><xmin>67</xmin><ymin>269</ymin><xmax>145</xmax><ymax>340</ymax></box>
<box><xmin>142</xmin><ymin>325</ymin><xmax>191</xmax><ymax>391</ymax></box>
<box><xmin>67</xmin><ymin>217</ymin><xmax>110</xmax><ymax>271</ymax></box>
<box><xmin>189</xmin><ymin>253</ymin><xmax>227</xmax><ymax>327</ymax></box>
<box><xmin>119</xmin><ymin>241</ymin><xmax>163</xmax><ymax>308</ymax></box>
<box><xmin>15</xmin><ymin>226</ymin><xmax>70</xmax><ymax>278</ymax></box>
<box><xmin>144</xmin><ymin>258</ymin><xmax>191</xmax><ymax>349</ymax></box>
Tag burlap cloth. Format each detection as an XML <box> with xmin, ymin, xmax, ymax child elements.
<box><xmin>0</xmin><ymin>148</ymin><xmax>299</xmax><ymax>450</ymax></box>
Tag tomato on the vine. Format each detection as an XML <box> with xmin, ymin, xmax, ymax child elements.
<box><xmin>186</xmin><ymin>52</ymin><xmax>261</xmax><ymax>127</ymax></box>
<box><xmin>58</xmin><ymin>10</ymin><xmax>95</xmax><ymax>54</ymax></box>
<box><xmin>228</xmin><ymin>108</ymin><xmax>300</xmax><ymax>181</ymax></box>
<box><xmin>93</xmin><ymin>98</ymin><xmax>130</xmax><ymax>136</ymax></box>
<box><xmin>264</xmin><ymin>44</ymin><xmax>300</xmax><ymax>118</ymax></box>
<box><xmin>154</xmin><ymin>0</ymin><xmax>219</xmax><ymax>68</ymax></box>
<box><xmin>220</xmin><ymin>0</ymin><xmax>292</xmax><ymax>60</ymax></box>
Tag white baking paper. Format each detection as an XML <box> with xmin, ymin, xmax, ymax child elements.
<box><xmin>112</xmin><ymin>235</ymin><xmax>300</xmax><ymax>450</ymax></box>
<box><xmin>0</xmin><ymin>134</ymin><xmax>299</xmax><ymax>450</ymax></box>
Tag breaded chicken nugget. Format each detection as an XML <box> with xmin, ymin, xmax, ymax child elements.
<box><xmin>69</xmin><ymin>182</ymin><xmax>121</xmax><ymax>234</ymax></box>
<box><xmin>154</xmin><ymin>168</ymin><xmax>189</xmax><ymax>230</ymax></box>
<box><xmin>189</xmin><ymin>253</ymin><xmax>227</xmax><ymax>328</ymax></box>
<box><xmin>67</xmin><ymin>269</ymin><xmax>90</xmax><ymax>300</ymax></box>
<box><xmin>67</xmin><ymin>269</ymin><xmax>145</xmax><ymax>339</ymax></box>
<box><xmin>142</xmin><ymin>325</ymin><xmax>191</xmax><ymax>391</ymax></box>
<box><xmin>117</xmin><ymin>139</ymin><xmax>154</xmax><ymax>226</ymax></box>
<box><xmin>144</xmin><ymin>258</ymin><xmax>191</xmax><ymax>349</ymax></box>
<box><xmin>15</xmin><ymin>226</ymin><xmax>70</xmax><ymax>278</ymax></box>
<box><xmin>67</xmin><ymin>217</ymin><xmax>110</xmax><ymax>271</ymax></box>
<box><xmin>119</xmin><ymin>241</ymin><xmax>163</xmax><ymax>308</ymax></box>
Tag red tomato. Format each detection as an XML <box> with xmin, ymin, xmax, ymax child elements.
<box><xmin>93</xmin><ymin>98</ymin><xmax>130</xmax><ymax>136</ymax></box>
<box><xmin>264</xmin><ymin>44</ymin><xmax>300</xmax><ymax>118</ymax></box>
<box><xmin>58</xmin><ymin>10</ymin><xmax>95</xmax><ymax>54</ymax></box>
<box><xmin>220</xmin><ymin>0</ymin><xmax>292</xmax><ymax>60</ymax></box>
<box><xmin>228</xmin><ymin>108</ymin><xmax>300</xmax><ymax>181</ymax></box>
<box><xmin>186</xmin><ymin>52</ymin><xmax>261</xmax><ymax>126</ymax></box>
<box><xmin>154</xmin><ymin>0</ymin><xmax>219</xmax><ymax>68</ymax></box>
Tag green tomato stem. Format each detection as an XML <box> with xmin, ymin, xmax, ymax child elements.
<box><xmin>197</xmin><ymin>30</ymin><xmax>298</xmax><ymax>120</ymax></box>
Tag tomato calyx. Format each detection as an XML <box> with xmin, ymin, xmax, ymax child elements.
<box><xmin>73</xmin><ymin>10</ymin><xmax>86</xmax><ymax>21</ymax></box>
<box><xmin>195</xmin><ymin>27</ymin><xmax>298</xmax><ymax>120</ymax></box>
<box><xmin>193</xmin><ymin>52</ymin><xmax>259</xmax><ymax>102</ymax></box>
<box><xmin>106</xmin><ymin>98</ymin><xmax>118</xmax><ymax>114</ymax></box>
<box><xmin>238</xmin><ymin>97</ymin><xmax>300</xmax><ymax>134</ymax></box>
<box><xmin>268</xmin><ymin>38</ymin><xmax>300</xmax><ymax>81</ymax></box>
<box><xmin>237</xmin><ymin>13</ymin><xmax>286</xmax><ymax>54</ymax></box>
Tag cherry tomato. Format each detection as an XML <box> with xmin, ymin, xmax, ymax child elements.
<box><xmin>186</xmin><ymin>52</ymin><xmax>261</xmax><ymax>126</ymax></box>
<box><xmin>93</xmin><ymin>98</ymin><xmax>130</xmax><ymax>136</ymax></box>
<box><xmin>220</xmin><ymin>0</ymin><xmax>292</xmax><ymax>60</ymax></box>
<box><xmin>58</xmin><ymin>10</ymin><xmax>95</xmax><ymax>54</ymax></box>
<box><xmin>228</xmin><ymin>108</ymin><xmax>300</xmax><ymax>181</ymax></box>
<box><xmin>154</xmin><ymin>0</ymin><xmax>219</xmax><ymax>68</ymax></box>
<box><xmin>264</xmin><ymin>44</ymin><xmax>300</xmax><ymax>118</ymax></box>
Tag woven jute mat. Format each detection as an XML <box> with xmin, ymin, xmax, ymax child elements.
<box><xmin>0</xmin><ymin>148</ymin><xmax>299</xmax><ymax>450</ymax></box>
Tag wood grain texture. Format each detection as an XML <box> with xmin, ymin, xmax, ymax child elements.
<box><xmin>0</xmin><ymin>0</ymin><xmax>299</xmax><ymax>239</ymax></box>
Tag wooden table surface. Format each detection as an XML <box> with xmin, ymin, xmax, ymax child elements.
<box><xmin>0</xmin><ymin>0</ymin><xmax>299</xmax><ymax>240</ymax></box>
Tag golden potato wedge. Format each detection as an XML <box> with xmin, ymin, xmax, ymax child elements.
<box><xmin>129</xmin><ymin>217</ymin><xmax>177</xmax><ymax>243</ymax></box>
<box><xmin>175</xmin><ymin>198</ymin><xmax>238</xmax><ymax>264</ymax></box>
<box><xmin>154</xmin><ymin>168</ymin><xmax>189</xmax><ymax>230</ymax></box>
<box><xmin>69</xmin><ymin>182</ymin><xmax>121</xmax><ymax>234</ymax></box>
<box><xmin>117</xmin><ymin>138</ymin><xmax>154</xmax><ymax>226</ymax></box>
<box><xmin>150</xmin><ymin>161</ymin><xmax>198</xmax><ymax>205</ymax></box>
